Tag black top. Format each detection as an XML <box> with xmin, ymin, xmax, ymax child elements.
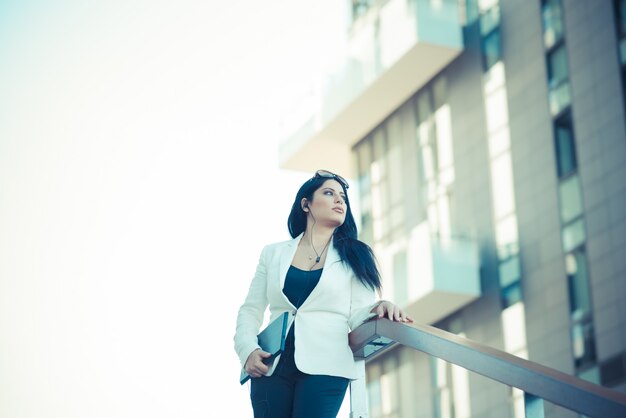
<box><xmin>283</xmin><ymin>265</ymin><xmax>323</xmax><ymax>309</ymax></box>
<box><xmin>282</xmin><ymin>266</ymin><xmax>323</xmax><ymax>355</ymax></box>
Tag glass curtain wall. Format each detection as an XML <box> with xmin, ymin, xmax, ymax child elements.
<box><xmin>354</xmin><ymin>74</ymin><xmax>457</xmax><ymax>417</ymax></box>
<box><xmin>479</xmin><ymin>0</ymin><xmax>529</xmax><ymax>416</ymax></box>
<box><xmin>540</xmin><ymin>0</ymin><xmax>599</xmax><ymax>383</ymax></box>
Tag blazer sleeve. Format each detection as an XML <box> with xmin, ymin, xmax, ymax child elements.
<box><xmin>233</xmin><ymin>245</ymin><xmax>269</xmax><ymax>368</ymax></box>
<box><xmin>348</xmin><ymin>276</ymin><xmax>382</xmax><ymax>331</ymax></box>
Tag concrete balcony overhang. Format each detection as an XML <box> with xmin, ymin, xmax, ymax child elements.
<box><xmin>394</xmin><ymin>222</ymin><xmax>481</xmax><ymax>325</ymax></box>
<box><xmin>278</xmin><ymin>0</ymin><xmax>464</xmax><ymax>176</ymax></box>
<box><xmin>280</xmin><ymin>44</ymin><xmax>461</xmax><ymax>176</ymax></box>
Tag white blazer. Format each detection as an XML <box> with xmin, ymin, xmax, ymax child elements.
<box><xmin>234</xmin><ymin>233</ymin><xmax>380</xmax><ymax>380</ymax></box>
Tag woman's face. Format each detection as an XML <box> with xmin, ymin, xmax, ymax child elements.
<box><xmin>305</xmin><ymin>179</ymin><xmax>347</xmax><ymax>227</ymax></box>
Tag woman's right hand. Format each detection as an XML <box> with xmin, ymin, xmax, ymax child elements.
<box><xmin>244</xmin><ymin>348</ymin><xmax>272</xmax><ymax>378</ymax></box>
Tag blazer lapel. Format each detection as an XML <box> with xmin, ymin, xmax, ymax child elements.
<box><xmin>279</xmin><ymin>233</ymin><xmax>302</xmax><ymax>297</ymax></box>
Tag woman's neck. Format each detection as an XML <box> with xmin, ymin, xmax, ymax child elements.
<box><xmin>303</xmin><ymin>224</ymin><xmax>335</xmax><ymax>248</ymax></box>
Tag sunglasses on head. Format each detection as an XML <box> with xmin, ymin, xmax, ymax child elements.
<box><xmin>312</xmin><ymin>169</ymin><xmax>349</xmax><ymax>190</ymax></box>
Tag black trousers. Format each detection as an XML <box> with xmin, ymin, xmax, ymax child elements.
<box><xmin>250</xmin><ymin>326</ymin><xmax>349</xmax><ymax>418</ymax></box>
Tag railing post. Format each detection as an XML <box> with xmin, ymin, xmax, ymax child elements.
<box><xmin>349</xmin><ymin>359</ymin><xmax>369</xmax><ymax>418</ymax></box>
<box><xmin>524</xmin><ymin>392</ymin><xmax>545</xmax><ymax>417</ymax></box>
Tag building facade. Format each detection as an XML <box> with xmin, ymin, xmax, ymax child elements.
<box><xmin>279</xmin><ymin>1</ymin><xmax>626</xmax><ymax>417</ymax></box>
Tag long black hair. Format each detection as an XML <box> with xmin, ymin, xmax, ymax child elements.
<box><xmin>287</xmin><ymin>175</ymin><xmax>382</xmax><ymax>293</ymax></box>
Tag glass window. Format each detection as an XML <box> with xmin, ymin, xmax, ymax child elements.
<box><xmin>554</xmin><ymin>111</ymin><xmax>577</xmax><ymax>177</ymax></box>
<box><xmin>451</xmin><ymin>362</ymin><xmax>472</xmax><ymax>418</ymax></box>
<box><xmin>373</xmin><ymin>128</ymin><xmax>387</xmax><ymax>178</ymax></box>
<box><xmin>549</xmin><ymin>79</ymin><xmax>571</xmax><ymax>116</ymax></box>
<box><xmin>479</xmin><ymin>3</ymin><xmax>500</xmax><ymax>36</ymax></box>
<box><xmin>421</xmin><ymin>141</ymin><xmax>437</xmax><ymax>182</ymax></box>
<box><xmin>495</xmin><ymin>214</ymin><xmax>519</xmax><ymax>260</ymax></box>
<box><xmin>542</xmin><ymin>0</ymin><xmax>564</xmax><ymax>48</ymax></box>
<box><xmin>572</xmin><ymin>318</ymin><xmax>597</xmax><ymax>369</ymax></box>
<box><xmin>485</xmin><ymin>85</ymin><xmax>509</xmax><ymax>133</ymax></box>
<box><xmin>478</xmin><ymin>0</ymin><xmax>499</xmax><ymax>13</ymax></box>
<box><xmin>491</xmin><ymin>152</ymin><xmax>515</xmax><ymax>220</ymax></box>
<box><xmin>512</xmin><ymin>387</ymin><xmax>526</xmax><ymax>418</ymax></box>
<box><xmin>435</xmin><ymin>191</ymin><xmax>452</xmax><ymax>238</ymax></box>
<box><xmin>435</xmin><ymin>104</ymin><xmax>455</xmax><ymax>186</ymax></box>
<box><xmin>565</xmin><ymin>249</ymin><xmax>592</xmax><ymax>319</ymax></box>
<box><xmin>482</xmin><ymin>28</ymin><xmax>501</xmax><ymax>71</ymax></box>
<box><xmin>559</xmin><ymin>174</ymin><xmax>584</xmax><ymax>223</ymax></box>
<box><xmin>502</xmin><ymin>302</ymin><xmax>528</xmax><ymax>353</ymax></box>
<box><xmin>431</xmin><ymin>357</ymin><xmax>452</xmax><ymax>418</ymax></box>
<box><xmin>356</xmin><ymin>139</ymin><xmax>372</xmax><ymax>199</ymax></box>
<box><xmin>499</xmin><ymin>254</ymin><xmax>521</xmax><ymax>288</ymax></box>
<box><xmin>351</xmin><ymin>0</ymin><xmax>374</xmax><ymax>21</ymax></box>
<box><xmin>463</xmin><ymin>0</ymin><xmax>480</xmax><ymax>25</ymax></box>
<box><xmin>562</xmin><ymin>217</ymin><xmax>586</xmax><ymax>252</ymax></box>
<box><xmin>356</xmin><ymin>139</ymin><xmax>374</xmax><ymax>244</ymax></box>
<box><xmin>387</xmin><ymin>115</ymin><xmax>404</xmax><ymax>206</ymax></box>
<box><xmin>502</xmin><ymin>281</ymin><xmax>523</xmax><ymax>308</ymax></box>
<box><xmin>547</xmin><ymin>45</ymin><xmax>569</xmax><ymax>88</ymax></box>
<box><xmin>488</xmin><ymin>127</ymin><xmax>511</xmax><ymax>159</ymax></box>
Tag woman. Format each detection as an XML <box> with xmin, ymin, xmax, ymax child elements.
<box><xmin>234</xmin><ymin>169</ymin><xmax>413</xmax><ymax>418</ymax></box>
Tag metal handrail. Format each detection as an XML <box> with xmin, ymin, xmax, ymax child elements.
<box><xmin>348</xmin><ymin>318</ymin><xmax>626</xmax><ymax>417</ymax></box>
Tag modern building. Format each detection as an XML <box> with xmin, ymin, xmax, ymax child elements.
<box><xmin>278</xmin><ymin>0</ymin><xmax>626</xmax><ymax>417</ymax></box>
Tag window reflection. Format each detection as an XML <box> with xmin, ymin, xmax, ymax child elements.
<box><xmin>502</xmin><ymin>281</ymin><xmax>523</xmax><ymax>308</ymax></box>
<box><xmin>482</xmin><ymin>29</ymin><xmax>501</xmax><ymax>71</ymax></box>
<box><xmin>479</xmin><ymin>3</ymin><xmax>501</xmax><ymax>70</ymax></box>
<box><xmin>496</xmin><ymin>216</ymin><xmax>519</xmax><ymax>261</ymax></box>
<box><xmin>451</xmin><ymin>355</ymin><xmax>471</xmax><ymax>418</ymax></box>
<box><xmin>572</xmin><ymin>319</ymin><xmax>597</xmax><ymax>368</ymax></box>
<box><xmin>542</xmin><ymin>0</ymin><xmax>564</xmax><ymax>48</ymax></box>
<box><xmin>547</xmin><ymin>44</ymin><xmax>569</xmax><ymax>88</ymax></box>
<box><xmin>478</xmin><ymin>0</ymin><xmax>499</xmax><ymax>12</ymax></box>
<box><xmin>546</xmin><ymin>45</ymin><xmax>572</xmax><ymax>116</ymax></box>
<box><xmin>559</xmin><ymin>174</ymin><xmax>583</xmax><ymax>223</ymax></box>
<box><xmin>351</xmin><ymin>0</ymin><xmax>375</xmax><ymax>21</ymax></box>
<box><xmin>435</xmin><ymin>104</ymin><xmax>455</xmax><ymax>186</ymax></box>
<box><xmin>549</xmin><ymin>80</ymin><xmax>571</xmax><ymax>116</ymax></box>
<box><xmin>499</xmin><ymin>254</ymin><xmax>521</xmax><ymax>288</ymax></box>
<box><xmin>502</xmin><ymin>302</ymin><xmax>528</xmax><ymax>353</ymax></box>
<box><xmin>565</xmin><ymin>249</ymin><xmax>591</xmax><ymax>318</ymax></box>
<box><xmin>431</xmin><ymin>357</ymin><xmax>452</xmax><ymax>418</ymax></box>
<box><xmin>561</xmin><ymin>217</ymin><xmax>586</xmax><ymax>252</ymax></box>
<box><xmin>554</xmin><ymin>111</ymin><xmax>577</xmax><ymax>177</ymax></box>
<box><xmin>485</xmin><ymin>86</ymin><xmax>509</xmax><ymax>133</ymax></box>
<box><xmin>491</xmin><ymin>152</ymin><xmax>515</xmax><ymax>219</ymax></box>
<box><xmin>488</xmin><ymin>127</ymin><xmax>511</xmax><ymax>158</ymax></box>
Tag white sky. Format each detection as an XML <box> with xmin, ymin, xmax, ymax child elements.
<box><xmin>0</xmin><ymin>1</ymin><xmax>356</xmax><ymax>416</ymax></box>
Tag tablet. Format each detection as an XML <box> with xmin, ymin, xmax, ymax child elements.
<box><xmin>239</xmin><ymin>312</ymin><xmax>290</xmax><ymax>384</ymax></box>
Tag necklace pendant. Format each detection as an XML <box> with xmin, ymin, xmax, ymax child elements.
<box><xmin>315</xmin><ymin>256</ymin><xmax>321</xmax><ymax>263</ymax></box>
